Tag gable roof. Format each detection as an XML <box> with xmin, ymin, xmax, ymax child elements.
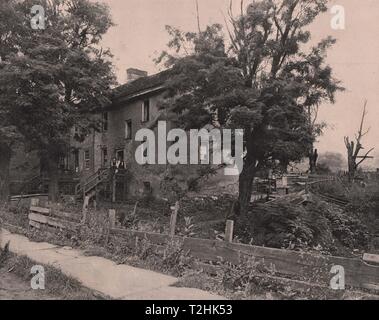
<box><xmin>112</xmin><ymin>69</ymin><xmax>171</xmax><ymax>103</ymax></box>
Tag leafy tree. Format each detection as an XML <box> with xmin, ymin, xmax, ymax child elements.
<box><xmin>0</xmin><ymin>0</ymin><xmax>116</xmax><ymax>201</ymax></box>
<box><xmin>157</xmin><ymin>0</ymin><xmax>342</xmax><ymax>217</ymax></box>
<box><xmin>0</xmin><ymin>0</ymin><xmax>29</xmax><ymax>201</ymax></box>
<box><xmin>317</xmin><ymin>151</ymin><xmax>345</xmax><ymax>173</ymax></box>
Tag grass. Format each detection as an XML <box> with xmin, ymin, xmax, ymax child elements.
<box><xmin>1</xmin><ymin>185</ymin><xmax>378</xmax><ymax>300</ymax></box>
<box><xmin>0</xmin><ymin>243</ymin><xmax>110</xmax><ymax>300</ymax></box>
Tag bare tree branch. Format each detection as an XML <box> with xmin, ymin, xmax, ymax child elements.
<box><xmin>344</xmin><ymin>100</ymin><xmax>374</xmax><ymax>180</ymax></box>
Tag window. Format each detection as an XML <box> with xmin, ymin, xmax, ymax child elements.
<box><xmin>142</xmin><ymin>99</ymin><xmax>150</xmax><ymax>122</ymax></box>
<box><xmin>125</xmin><ymin>120</ymin><xmax>132</xmax><ymax>139</ymax></box>
<box><xmin>116</xmin><ymin>149</ymin><xmax>124</xmax><ymax>162</ymax></box>
<box><xmin>74</xmin><ymin>150</ymin><xmax>79</xmax><ymax>172</ymax></box>
<box><xmin>58</xmin><ymin>155</ymin><xmax>67</xmax><ymax>170</ymax></box>
<box><xmin>102</xmin><ymin>112</ymin><xmax>108</xmax><ymax>132</ymax></box>
<box><xmin>84</xmin><ymin>150</ymin><xmax>91</xmax><ymax>170</ymax></box>
<box><xmin>102</xmin><ymin>148</ymin><xmax>108</xmax><ymax>167</ymax></box>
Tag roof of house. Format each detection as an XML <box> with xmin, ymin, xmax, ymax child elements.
<box><xmin>112</xmin><ymin>69</ymin><xmax>171</xmax><ymax>103</ymax></box>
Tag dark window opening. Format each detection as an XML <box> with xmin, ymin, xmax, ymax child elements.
<box><xmin>102</xmin><ymin>112</ymin><xmax>108</xmax><ymax>132</ymax></box>
<box><xmin>142</xmin><ymin>99</ymin><xmax>150</xmax><ymax>122</ymax></box>
<box><xmin>102</xmin><ymin>148</ymin><xmax>108</xmax><ymax>167</ymax></box>
<box><xmin>58</xmin><ymin>155</ymin><xmax>68</xmax><ymax>170</ymax></box>
<box><xmin>84</xmin><ymin>150</ymin><xmax>91</xmax><ymax>170</ymax></box>
<box><xmin>74</xmin><ymin>150</ymin><xmax>79</xmax><ymax>172</ymax></box>
<box><xmin>125</xmin><ymin>120</ymin><xmax>132</xmax><ymax>139</ymax></box>
<box><xmin>116</xmin><ymin>150</ymin><xmax>124</xmax><ymax>162</ymax></box>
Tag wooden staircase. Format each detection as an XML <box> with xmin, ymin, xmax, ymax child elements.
<box><xmin>75</xmin><ymin>168</ymin><xmax>111</xmax><ymax>200</ymax></box>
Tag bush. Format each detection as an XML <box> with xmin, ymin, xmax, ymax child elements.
<box><xmin>236</xmin><ymin>196</ymin><xmax>370</xmax><ymax>255</ymax></box>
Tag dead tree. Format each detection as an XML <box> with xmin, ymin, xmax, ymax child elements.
<box><xmin>344</xmin><ymin>100</ymin><xmax>374</xmax><ymax>181</ymax></box>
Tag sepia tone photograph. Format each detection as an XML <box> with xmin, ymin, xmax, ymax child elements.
<box><xmin>0</xmin><ymin>0</ymin><xmax>378</xmax><ymax>306</ymax></box>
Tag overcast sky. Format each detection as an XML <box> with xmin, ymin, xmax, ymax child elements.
<box><xmin>99</xmin><ymin>0</ymin><xmax>379</xmax><ymax>167</ymax></box>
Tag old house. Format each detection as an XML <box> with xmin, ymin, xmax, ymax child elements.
<box><xmin>72</xmin><ymin>68</ymin><xmax>173</xmax><ymax>201</ymax></box>
<box><xmin>9</xmin><ymin>68</ymin><xmax>238</xmax><ymax>201</ymax></box>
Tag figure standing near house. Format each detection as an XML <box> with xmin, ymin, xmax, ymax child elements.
<box><xmin>111</xmin><ymin>158</ymin><xmax>117</xmax><ymax>175</ymax></box>
<box><xmin>116</xmin><ymin>158</ymin><xmax>121</xmax><ymax>169</ymax></box>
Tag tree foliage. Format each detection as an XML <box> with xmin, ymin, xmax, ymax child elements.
<box><xmin>158</xmin><ymin>0</ymin><xmax>343</xmax><ymax>216</ymax></box>
<box><xmin>0</xmin><ymin>0</ymin><xmax>116</xmax><ymax>200</ymax></box>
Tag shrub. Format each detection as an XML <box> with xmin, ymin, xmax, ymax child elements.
<box><xmin>236</xmin><ymin>196</ymin><xmax>370</xmax><ymax>255</ymax></box>
<box><xmin>161</xmin><ymin>239</ymin><xmax>193</xmax><ymax>276</ymax></box>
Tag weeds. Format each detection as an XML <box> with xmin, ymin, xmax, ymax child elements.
<box><xmin>161</xmin><ymin>239</ymin><xmax>193</xmax><ymax>276</ymax></box>
<box><xmin>0</xmin><ymin>241</ymin><xmax>10</xmax><ymax>267</ymax></box>
<box><xmin>1</xmin><ymin>252</ymin><xmax>110</xmax><ymax>300</ymax></box>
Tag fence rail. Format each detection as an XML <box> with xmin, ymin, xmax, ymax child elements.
<box><xmin>28</xmin><ymin>204</ymin><xmax>81</xmax><ymax>231</ymax></box>
<box><xmin>26</xmin><ymin>200</ymin><xmax>379</xmax><ymax>293</ymax></box>
<box><xmin>108</xmin><ymin>227</ymin><xmax>379</xmax><ymax>291</ymax></box>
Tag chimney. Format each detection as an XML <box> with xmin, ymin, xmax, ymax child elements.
<box><xmin>126</xmin><ymin>68</ymin><xmax>148</xmax><ymax>83</ymax></box>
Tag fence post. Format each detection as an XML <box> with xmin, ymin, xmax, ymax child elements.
<box><xmin>109</xmin><ymin>209</ymin><xmax>116</xmax><ymax>229</ymax></box>
<box><xmin>225</xmin><ymin>220</ymin><xmax>234</xmax><ymax>243</ymax></box>
<box><xmin>30</xmin><ymin>198</ymin><xmax>39</xmax><ymax>207</ymax></box>
<box><xmin>112</xmin><ymin>177</ymin><xmax>116</xmax><ymax>203</ymax></box>
<box><xmin>169</xmin><ymin>201</ymin><xmax>179</xmax><ymax>237</ymax></box>
<box><xmin>82</xmin><ymin>196</ymin><xmax>90</xmax><ymax>224</ymax></box>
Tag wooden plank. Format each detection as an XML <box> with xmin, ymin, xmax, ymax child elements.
<box><xmin>363</xmin><ymin>253</ymin><xmax>379</xmax><ymax>265</ymax></box>
<box><xmin>183</xmin><ymin>238</ymin><xmax>379</xmax><ymax>290</ymax></box>
<box><xmin>29</xmin><ymin>220</ymin><xmax>41</xmax><ymax>229</ymax></box>
<box><xmin>29</xmin><ymin>212</ymin><xmax>78</xmax><ymax>231</ymax></box>
<box><xmin>110</xmin><ymin>228</ymin><xmax>170</xmax><ymax>244</ymax></box>
<box><xmin>195</xmin><ymin>261</ymin><xmax>379</xmax><ymax>298</ymax></box>
<box><xmin>109</xmin><ymin>228</ymin><xmax>379</xmax><ymax>290</ymax></box>
<box><xmin>29</xmin><ymin>212</ymin><xmax>49</xmax><ymax>224</ymax></box>
<box><xmin>30</xmin><ymin>206</ymin><xmax>50</xmax><ymax>215</ymax></box>
<box><xmin>51</xmin><ymin>210</ymin><xmax>81</xmax><ymax>222</ymax></box>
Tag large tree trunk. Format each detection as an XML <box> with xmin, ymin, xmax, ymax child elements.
<box><xmin>43</xmin><ymin>153</ymin><xmax>60</xmax><ymax>202</ymax></box>
<box><xmin>0</xmin><ymin>144</ymin><xmax>11</xmax><ymax>202</ymax></box>
<box><xmin>236</xmin><ymin>127</ymin><xmax>259</xmax><ymax>218</ymax></box>
<box><xmin>237</xmin><ymin>168</ymin><xmax>256</xmax><ymax>218</ymax></box>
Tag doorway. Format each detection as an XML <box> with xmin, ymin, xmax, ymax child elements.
<box><xmin>116</xmin><ymin>149</ymin><xmax>124</xmax><ymax>162</ymax></box>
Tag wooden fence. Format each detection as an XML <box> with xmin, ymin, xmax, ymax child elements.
<box><xmin>28</xmin><ymin>199</ymin><xmax>81</xmax><ymax>232</ymax></box>
<box><xmin>27</xmin><ymin>201</ymin><xmax>379</xmax><ymax>292</ymax></box>
<box><xmin>109</xmin><ymin>227</ymin><xmax>379</xmax><ymax>291</ymax></box>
